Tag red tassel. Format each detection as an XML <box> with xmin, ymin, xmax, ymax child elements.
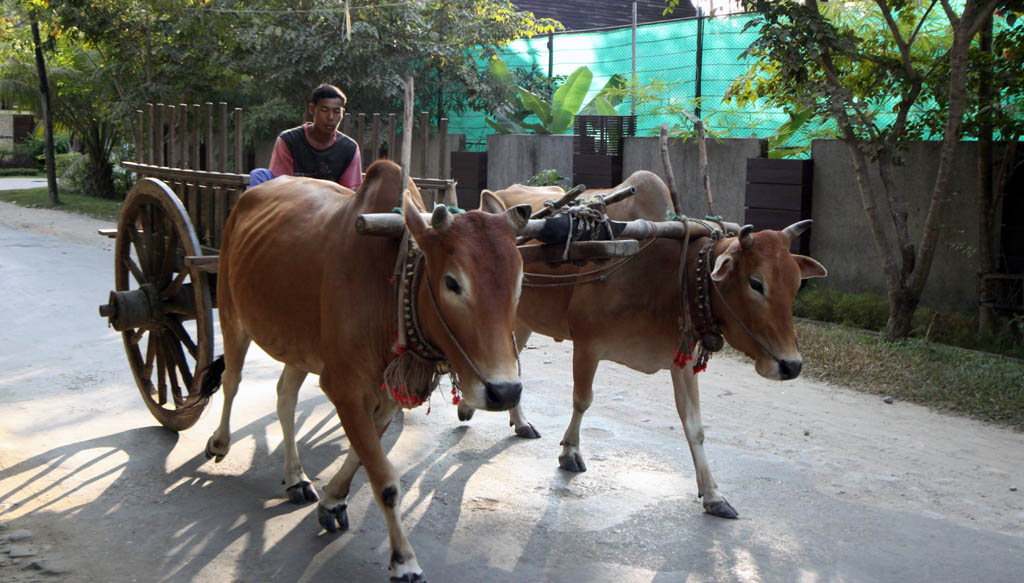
<box><xmin>673</xmin><ymin>349</ymin><xmax>693</xmax><ymax>369</ymax></box>
<box><xmin>693</xmin><ymin>363</ymin><xmax>707</xmax><ymax>374</ymax></box>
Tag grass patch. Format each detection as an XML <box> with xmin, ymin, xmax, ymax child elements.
<box><xmin>795</xmin><ymin>320</ymin><xmax>1024</xmax><ymax>430</ymax></box>
<box><xmin>721</xmin><ymin>321</ymin><xmax>1024</xmax><ymax>430</ymax></box>
<box><xmin>0</xmin><ymin>187</ymin><xmax>121</xmax><ymax>222</ymax></box>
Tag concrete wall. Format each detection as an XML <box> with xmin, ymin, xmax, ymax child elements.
<box><xmin>486</xmin><ymin>134</ymin><xmax>574</xmax><ymax>190</ymax></box>
<box><xmin>623</xmin><ymin>137</ymin><xmax>766</xmax><ymax>221</ymax></box>
<box><xmin>485</xmin><ymin>134</ymin><xmax>765</xmax><ymax>223</ymax></box>
<box><xmin>810</xmin><ymin>139</ymin><xmax>988</xmax><ymax>311</ymax></box>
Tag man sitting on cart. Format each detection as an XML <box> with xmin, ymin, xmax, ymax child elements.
<box><xmin>249</xmin><ymin>83</ymin><xmax>363</xmax><ymax>190</ymax></box>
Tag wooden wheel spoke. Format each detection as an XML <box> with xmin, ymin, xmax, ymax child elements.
<box><xmin>162</xmin><ymin>268</ymin><xmax>189</xmax><ymax>301</ymax></box>
<box><xmin>158</xmin><ymin>228</ymin><xmax>180</xmax><ymax>286</ymax></box>
<box><xmin>161</xmin><ymin>334</ymin><xmax>186</xmax><ymax>406</ymax></box>
<box><xmin>163</xmin><ymin>332</ymin><xmax>194</xmax><ymax>402</ymax></box>
<box><xmin>122</xmin><ymin>255</ymin><xmax>147</xmax><ymax>286</ymax></box>
<box><xmin>128</xmin><ymin>328</ymin><xmax>145</xmax><ymax>346</ymax></box>
<box><xmin>143</xmin><ymin>332</ymin><xmax>157</xmax><ymax>379</ymax></box>
<box><xmin>166</xmin><ymin>318</ymin><xmax>198</xmax><ymax>358</ymax></box>
<box><xmin>155</xmin><ymin>332</ymin><xmax>169</xmax><ymax>406</ymax></box>
<box><xmin>143</xmin><ymin>206</ymin><xmax>158</xmax><ymax>275</ymax></box>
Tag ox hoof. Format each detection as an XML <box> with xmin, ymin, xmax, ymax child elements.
<box><xmin>703</xmin><ymin>499</ymin><xmax>739</xmax><ymax>519</ymax></box>
<box><xmin>558</xmin><ymin>452</ymin><xmax>587</xmax><ymax>473</ymax></box>
<box><xmin>317</xmin><ymin>503</ymin><xmax>349</xmax><ymax>533</ymax></box>
<box><xmin>204</xmin><ymin>437</ymin><xmax>226</xmax><ymax>463</ymax></box>
<box><xmin>390</xmin><ymin>574</ymin><xmax>428</xmax><ymax>583</ymax></box>
<box><xmin>514</xmin><ymin>422</ymin><xmax>541</xmax><ymax>439</ymax></box>
<box><xmin>457</xmin><ymin>405</ymin><xmax>475</xmax><ymax>422</ymax></box>
<box><xmin>286</xmin><ymin>480</ymin><xmax>318</xmax><ymax>505</ymax></box>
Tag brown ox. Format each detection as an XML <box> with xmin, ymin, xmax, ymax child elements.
<box><xmin>466</xmin><ymin>170</ymin><xmax>827</xmax><ymax>518</ymax></box>
<box><xmin>199</xmin><ymin>160</ymin><xmax>530</xmax><ymax>582</ymax></box>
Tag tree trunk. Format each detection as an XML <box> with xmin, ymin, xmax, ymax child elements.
<box><xmin>977</xmin><ymin>15</ymin><xmax>997</xmax><ymax>338</ymax></box>
<box><xmin>30</xmin><ymin>19</ymin><xmax>58</xmax><ymax>205</ymax></box>
<box><xmin>83</xmin><ymin>125</ymin><xmax>116</xmax><ymax>198</ymax></box>
<box><xmin>887</xmin><ymin>285</ymin><xmax>919</xmax><ymax>340</ymax></box>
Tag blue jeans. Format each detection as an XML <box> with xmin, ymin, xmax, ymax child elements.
<box><xmin>248</xmin><ymin>168</ymin><xmax>275</xmax><ymax>188</ymax></box>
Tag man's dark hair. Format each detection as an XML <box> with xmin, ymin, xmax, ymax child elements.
<box><xmin>311</xmin><ymin>84</ymin><xmax>346</xmax><ymax>107</ymax></box>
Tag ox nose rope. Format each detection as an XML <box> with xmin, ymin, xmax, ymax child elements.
<box><xmin>385</xmin><ymin>239</ymin><xmax>520</xmax><ymax>409</ymax></box>
<box><xmin>422</xmin><ymin>258</ymin><xmax>522</xmax><ymax>391</ymax></box>
<box><xmin>673</xmin><ymin>235</ymin><xmax>784</xmax><ymax>373</ymax></box>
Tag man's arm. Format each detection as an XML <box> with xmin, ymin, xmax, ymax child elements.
<box><xmin>339</xmin><ymin>145</ymin><xmax>363</xmax><ymax>190</ymax></box>
<box><xmin>268</xmin><ymin>137</ymin><xmax>294</xmax><ymax>177</ymax></box>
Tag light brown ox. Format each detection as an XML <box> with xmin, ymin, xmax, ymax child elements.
<box><xmin>464</xmin><ymin>170</ymin><xmax>827</xmax><ymax>518</ymax></box>
<box><xmin>198</xmin><ymin>159</ymin><xmax>530</xmax><ymax>582</ymax></box>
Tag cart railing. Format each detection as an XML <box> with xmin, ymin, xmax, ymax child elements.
<box><xmin>122</xmin><ymin>103</ymin><xmax>457</xmax><ymax>251</ymax></box>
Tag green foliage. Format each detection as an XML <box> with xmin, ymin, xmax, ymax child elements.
<box><xmin>486</xmin><ymin>56</ymin><xmax>627</xmax><ymax>134</ymax></box>
<box><xmin>53</xmin><ymin>151</ymin><xmax>82</xmax><ymax>177</ymax></box>
<box><xmin>0</xmin><ymin>167</ymin><xmax>43</xmax><ymax>176</ymax></box>
<box><xmin>526</xmin><ymin>169</ymin><xmax>568</xmax><ymax>187</ymax></box>
<box><xmin>794</xmin><ymin>284</ymin><xmax>1024</xmax><ymax>359</ymax></box>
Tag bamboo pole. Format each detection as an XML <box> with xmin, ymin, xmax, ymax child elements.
<box><xmin>660</xmin><ymin>124</ymin><xmax>682</xmax><ymax>216</ymax></box>
<box><xmin>401</xmin><ymin>77</ymin><xmax>414</xmax><ymax>195</ymax></box>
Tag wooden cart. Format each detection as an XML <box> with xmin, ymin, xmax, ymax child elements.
<box><xmin>98</xmin><ymin>103</ymin><xmax>457</xmax><ymax>430</ymax></box>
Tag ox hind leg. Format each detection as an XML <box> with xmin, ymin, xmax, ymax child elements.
<box><xmin>455</xmin><ymin>323</ymin><xmax>540</xmax><ymax>439</ymax></box>
<box><xmin>275</xmin><ymin>366</ymin><xmax>318</xmax><ymax>504</ymax></box>
<box><xmin>205</xmin><ymin>325</ymin><xmax>251</xmax><ymax>462</ymax></box>
<box><xmin>320</xmin><ymin>379</ymin><xmax>425</xmax><ymax>581</ymax></box>
<box><xmin>669</xmin><ymin>365</ymin><xmax>738</xmax><ymax>519</ymax></box>
<box><xmin>557</xmin><ymin>346</ymin><xmax>599</xmax><ymax>472</ymax></box>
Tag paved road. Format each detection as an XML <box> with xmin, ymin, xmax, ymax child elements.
<box><xmin>0</xmin><ymin>204</ymin><xmax>1022</xmax><ymax>582</ymax></box>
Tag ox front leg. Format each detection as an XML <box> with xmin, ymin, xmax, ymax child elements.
<box><xmin>558</xmin><ymin>348</ymin><xmax>598</xmax><ymax>472</ymax></box>
<box><xmin>669</xmin><ymin>365</ymin><xmax>738</xmax><ymax>519</ymax></box>
<box><xmin>323</xmin><ymin>387</ymin><xmax>425</xmax><ymax>582</ymax></box>
<box><xmin>507</xmin><ymin>326</ymin><xmax>540</xmax><ymax>439</ymax></box>
<box><xmin>275</xmin><ymin>365</ymin><xmax>318</xmax><ymax>504</ymax></box>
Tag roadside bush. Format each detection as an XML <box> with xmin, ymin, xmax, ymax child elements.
<box><xmin>0</xmin><ymin>167</ymin><xmax>42</xmax><ymax>176</ymax></box>
<box><xmin>794</xmin><ymin>284</ymin><xmax>1024</xmax><ymax>359</ymax></box>
<box><xmin>0</xmin><ymin>144</ymin><xmax>36</xmax><ymax>169</ymax></box>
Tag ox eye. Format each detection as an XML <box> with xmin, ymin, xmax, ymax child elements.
<box><xmin>444</xmin><ymin>275</ymin><xmax>462</xmax><ymax>294</ymax></box>
<box><xmin>749</xmin><ymin>276</ymin><xmax>765</xmax><ymax>295</ymax></box>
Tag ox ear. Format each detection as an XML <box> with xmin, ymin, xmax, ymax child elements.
<box><xmin>710</xmin><ymin>241</ymin><xmax>740</xmax><ymax>282</ymax></box>
<box><xmin>504</xmin><ymin>204</ymin><xmax>532</xmax><ymax>233</ymax></box>
<box><xmin>479</xmin><ymin>190</ymin><xmax>507</xmax><ymax>214</ymax></box>
<box><xmin>403</xmin><ymin>190</ymin><xmax>428</xmax><ymax>238</ymax></box>
<box><xmin>793</xmin><ymin>254</ymin><xmax>828</xmax><ymax>279</ymax></box>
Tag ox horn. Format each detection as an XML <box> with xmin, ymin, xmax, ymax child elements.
<box><xmin>431</xmin><ymin>204</ymin><xmax>454</xmax><ymax>234</ymax></box>
<box><xmin>783</xmin><ymin>219</ymin><xmax>813</xmax><ymax>241</ymax></box>
<box><xmin>739</xmin><ymin>224</ymin><xmax>755</xmax><ymax>250</ymax></box>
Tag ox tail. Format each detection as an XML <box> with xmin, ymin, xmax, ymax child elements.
<box><xmin>198</xmin><ymin>355</ymin><xmax>226</xmax><ymax>399</ymax></box>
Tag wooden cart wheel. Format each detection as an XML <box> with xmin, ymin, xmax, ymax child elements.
<box><xmin>109</xmin><ymin>178</ymin><xmax>214</xmax><ymax>431</ymax></box>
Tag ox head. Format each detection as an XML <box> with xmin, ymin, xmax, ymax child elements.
<box><xmin>709</xmin><ymin>220</ymin><xmax>827</xmax><ymax>380</ymax></box>
<box><xmin>402</xmin><ymin>192</ymin><xmax>532</xmax><ymax>411</ymax></box>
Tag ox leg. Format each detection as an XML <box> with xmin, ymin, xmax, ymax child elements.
<box><xmin>669</xmin><ymin>365</ymin><xmax>738</xmax><ymax>519</ymax></box>
<box><xmin>320</xmin><ymin>391</ymin><xmax>425</xmax><ymax>581</ymax></box>
<box><xmin>205</xmin><ymin>330</ymin><xmax>251</xmax><ymax>462</ymax></box>
<box><xmin>455</xmin><ymin>325</ymin><xmax>540</xmax><ymax>439</ymax></box>
<box><xmin>276</xmin><ymin>365</ymin><xmax>317</xmax><ymax>504</ymax></box>
<box><xmin>317</xmin><ymin>401</ymin><xmax>394</xmax><ymax>533</ymax></box>
<box><xmin>508</xmin><ymin>326</ymin><xmax>540</xmax><ymax>438</ymax></box>
<box><xmin>558</xmin><ymin>348</ymin><xmax>598</xmax><ymax>472</ymax></box>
